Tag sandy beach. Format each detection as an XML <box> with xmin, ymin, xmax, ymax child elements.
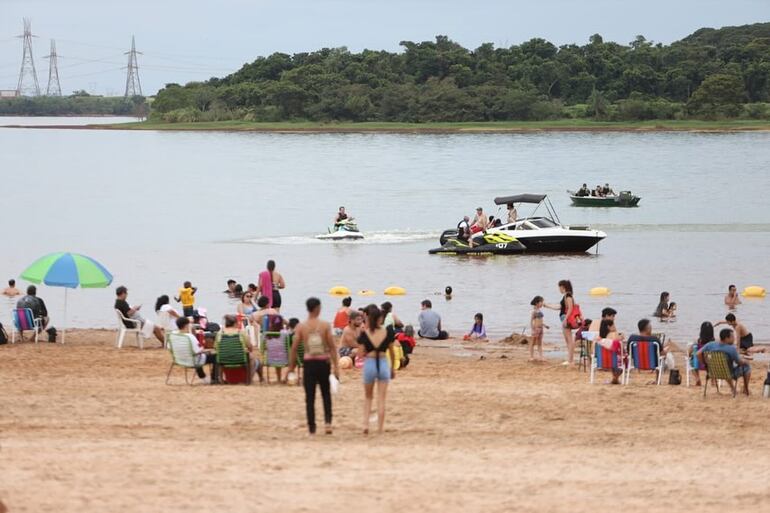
<box><xmin>2</xmin><ymin>330</ymin><xmax>770</xmax><ymax>513</ymax></box>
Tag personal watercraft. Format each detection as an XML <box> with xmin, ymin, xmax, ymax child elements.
<box><xmin>316</xmin><ymin>219</ymin><xmax>365</xmax><ymax>241</ymax></box>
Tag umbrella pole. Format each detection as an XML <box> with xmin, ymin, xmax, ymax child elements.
<box><xmin>62</xmin><ymin>288</ymin><xmax>67</xmax><ymax>344</ymax></box>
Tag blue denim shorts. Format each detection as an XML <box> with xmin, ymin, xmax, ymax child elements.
<box><xmin>363</xmin><ymin>357</ymin><xmax>390</xmax><ymax>385</ymax></box>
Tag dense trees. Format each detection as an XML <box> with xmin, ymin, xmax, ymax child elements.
<box><xmin>0</xmin><ymin>95</ymin><xmax>145</xmax><ymax>117</ymax></box>
<box><xmin>152</xmin><ymin>23</ymin><xmax>770</xmax><ymax>123</ymax></box>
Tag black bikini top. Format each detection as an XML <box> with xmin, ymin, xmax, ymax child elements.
<box><xmin>358</xmin><ymin>326</ymin><xmax>395</xmax><ymax>354</ymax></box>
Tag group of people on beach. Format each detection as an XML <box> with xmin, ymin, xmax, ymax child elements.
<box><xmin>527</xmin><ymin>280</ymin><xmax>763</xmax><ymax>393</ymax></box>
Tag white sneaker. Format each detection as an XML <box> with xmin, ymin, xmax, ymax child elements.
<box><xmin>201</xmin><ymin>376</ymin><xmax>211</xmax><ymax>385</ymax></box>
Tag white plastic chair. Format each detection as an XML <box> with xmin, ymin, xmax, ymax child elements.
<box><xmin>115</xmin><ymin>309</ymin><xmax>145</xmax><ymax>349</ymax></box>
<box><xmin>166</xmin><ymin>332</ymin><xmax>202</xmax><ymax>385</ymax></box>
<box><xmin>11</xmin><ymin>308</ymin><xmax>42</xmax><ymax>344</ymax></box>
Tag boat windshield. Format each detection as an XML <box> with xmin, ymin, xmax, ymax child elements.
<box><xmin>529</xmin><ymin>218</ymin><xmax>558</xmax><ymax>229</ymax></box>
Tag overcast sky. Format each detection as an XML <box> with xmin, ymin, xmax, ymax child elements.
<box><xmin>0</xmin><ymin>0</ymin><xmax>767</xmax><ymax>96</ymax></box>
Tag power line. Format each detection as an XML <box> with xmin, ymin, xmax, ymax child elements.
<box><xmin>44</xmin><ymin>39</ymin><xmax>62</xmax><ymax>96</ymax></box>
<box><xmin>124</xmin><ymin>35</ymin><xmax>142</xmax><ymax>97</ymax></box>
<box><xmin>16</xmin><ymin>18</ymin><xmax>40</xmax><ymax>96</ymax></box>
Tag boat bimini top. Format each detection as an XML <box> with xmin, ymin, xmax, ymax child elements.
<box><xmin>493</xmin><ymin>193</ymin><xmax>561</xmax><ymax>224</ymax></box>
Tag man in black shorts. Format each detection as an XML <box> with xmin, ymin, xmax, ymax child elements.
<box><xmin>716</xmin><ymin>313</ymin><xmax>766</xmax><ymax>355</ymax></box>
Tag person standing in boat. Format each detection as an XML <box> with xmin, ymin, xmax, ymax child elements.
<box><xmin>506</xmin><ymin>203</ymin><xmax>518</xmax><ymax>224</ymax></box>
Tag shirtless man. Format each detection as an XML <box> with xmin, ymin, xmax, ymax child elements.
<box><xmin>339</xmin><ymin>310</ymin><xmax>363</xmax><ymax>358</ymax></box>
<box><xmin>2</xmin><ymin>279</ymin><xmax>20</xmax><ymax>297</ymax></box>
<box><xmin>251</xmin><ymin>295</ymin><xmax>281</xmax><ymax>327</ymax></box>
<box><xmin>716</xmin><ymin>313</ymin><xmax>765</xmax><ymax>354</ymax></box>
<box><xmin>589</xmin><ymin>307</ymin><xmax>617</xmax><ymax>333</ymax></box>
<box><xmin>724</xmin><ymin>284</ymin><xmax>742</xmax><ymax>308</ymax></box>
<box><xmin>471</xmin><ymin>207</ymin><xmax>489</xmax><ymax>233</ymax></box>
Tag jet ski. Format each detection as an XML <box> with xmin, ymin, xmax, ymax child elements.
<box><xmin>316</xmin><ymin>219</ymin><xmax>364</xmax><ymax>241</ymax></box>
<box><xmin>429</xmin><ymin>231</ymin><xmax>527</xmax><ymax>255</ymax></box>
<box><xmin>430</xmin><ymin>193</ymin><xmax>606</xmax><ymax>255</ymax></box>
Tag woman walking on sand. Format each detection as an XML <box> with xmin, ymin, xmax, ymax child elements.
<box><xmin>546</xmin><ymin>280</ymin><xmax>577</xmax><ymax>366</ymax></box>
<box><xmin>358</xmin><ymin>304</ymin><xmax>397</xmax><ymax>435</ymax></box>
<box><xmin>258</xmin><ymin>260</ymin><xmax>286</xmax><ymax>312</ymax></box>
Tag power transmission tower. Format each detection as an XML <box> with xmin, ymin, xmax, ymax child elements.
<box><xmin>16</xmin><ymin>18</ymin><xmax>40</xmax><ymax>96</ymax></box>
<box><xmin>124</xmin><ymin>36</ymin><xmax>142</xmax><ymax>97</ymax></box>
<box><xmin>44</xmin><ymin>40</ymin><xmax>62</xmax><ymax>96</ymax></box>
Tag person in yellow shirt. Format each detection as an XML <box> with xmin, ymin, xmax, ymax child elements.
<box><xmin>175</xmin><ymin>281</ymin><xmax>198</xmax><ymax>317</ymax></box>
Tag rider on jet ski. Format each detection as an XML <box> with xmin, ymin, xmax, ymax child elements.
<box><xmin>334</xmin><ymin>206</ymin><xmax>351</xmax><ymax>229</ymax></box>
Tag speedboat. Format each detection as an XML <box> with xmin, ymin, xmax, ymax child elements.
<box><xmin>316</xmin><ymin>219</ymin><xmax>364</xmax><ymax>241</ymax></box>
<box><xmin>430</xmin><ymin>194</ymin><xmax>606</xmax><ymax>255</ymax></box>
<box><xmin>568</xmin><ymin>190</ymin><xmax>641</xmax><ymax>207</ymax></box>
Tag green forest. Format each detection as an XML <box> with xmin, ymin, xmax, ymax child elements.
<box><xmin>151</xmin><ymin>22</ymin><xmax>770</xmax><ymax>123</ymax></box>
<box><xmin>0</xmin><ymin>93</ymin><xmax>146</xmax><ymax>117</ymax></box>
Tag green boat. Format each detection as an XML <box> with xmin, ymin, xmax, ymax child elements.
<box><xmin>568</xmin><ymin>190</ymin><xmax>641</xmax><ymax>207</ymax></box>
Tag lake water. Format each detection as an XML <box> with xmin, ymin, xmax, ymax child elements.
<box><xmin>1</xmin><ymin>120</ymin><xmax>769</xmax><ymax>345</ymax></box>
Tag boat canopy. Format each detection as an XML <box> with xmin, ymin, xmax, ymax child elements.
<box><xmin>494</xmin><ymin>194</ymin><xmax>547</xmax><ymax>205</ymax></box>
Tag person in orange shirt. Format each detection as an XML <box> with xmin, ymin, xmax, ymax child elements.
<box><xmin>333</xmin><ymin>296</ymin><xmax>352</xmax><ymax>336</ymax></box>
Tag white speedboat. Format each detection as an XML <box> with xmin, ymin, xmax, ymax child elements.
<box><xmin>432</xmin><ymin>194</ymin><xmax>606</xmax><ymax>254</ymax></box>
<box><xmin>316</xmin><ymin>220</ymin><xmax>364</xmax><ymax>241</ymax></box>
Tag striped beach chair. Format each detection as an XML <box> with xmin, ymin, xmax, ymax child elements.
<box><xmin>625</xmin><ymin>339</ymin><xmax>663</xmax><ymax>385</ymax></box>
<box><xmin>11</xmin><ymin>308</ymin><xmax>42</xmax><ymax>344</ymax></box>
<box><xmin>165</xmin><ymin>332</ymin><xmax>202</xmax><ymax>385</ymax></box>
<box><xmin>702</xmin><ymin>351</ymin><xmax>737</xmax><ymax>398</ymax></box>
<box><xmin>590</xmin><ymin>341</ymin><xmax>624</xmax><ymax>384</ymax></box>
<box><xmin>216</xmin><ymin>332</ymin><xmax>251</xmax><ymax>385</ymax></box>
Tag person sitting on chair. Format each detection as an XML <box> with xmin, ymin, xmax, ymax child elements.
<box><xmin>114</xmin><ymin>285</ymin><xmax>164</xmax><ymax>345</ymax></box>
<box><xmin>697</xmin><ymin>328</ymin><xmax>752</xmax><ymax>395</ymax></box>
<box><xmin>16</xmin><ymin>285</ymin><xmax>55</xmax><ymax>342</ymax></box>
<box><xmin>626</xmin><ymin>318</ymin><xmax>665</xmax><ymax>356</ymax></box>
<box><xmin>176</xmin><ymin>316</ymin><xmax>218</xmax><ymax>384</ymax></box>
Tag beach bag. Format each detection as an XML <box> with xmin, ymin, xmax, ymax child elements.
<box><xmin>668</xmin><ymin>369</ymin><xmax>681</xmax><ymax>385</ymax></box>
<box><xmin>566</xmin><ymin>304</ymin><xmax>583</xmax><ymax>329</ymax></box>
<box><xmin>46</xmin><ymin>327</ymin><xmax>57</xmax><ymax>343</ymax></box>
<box><xmin>0</xmin><ymin>322</ymin><xmax>7</xmax><ymax>345</ymax></box>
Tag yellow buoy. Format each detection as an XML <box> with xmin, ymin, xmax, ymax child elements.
<box><xmin>358</xmin><ymin>290</ymin><xmax>375</xmax><ymax>296</ymax></box>
<box><xmin>590</xmin><ymin>287</ymin><xmax>611</xmax><ymax>296</ymax></box>
<box><xmin>329</xmin><ymin>286</ymin><xmax>351</xmax><ymax>296</ymax></box>
<box><xmin>742</xmin><ymin>286</ymin><xmax>766</xmax><ymax>298</ymax></box>
<box><xmin>384</xmin><ymin>286</ymin><xmax>406</xmax><ymax>296</ymax></box>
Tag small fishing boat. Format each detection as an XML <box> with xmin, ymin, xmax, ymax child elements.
<box><xmin>568</xmin><ymin>190</ymin><xmax>641</xmax><ymax>207</ymax></box>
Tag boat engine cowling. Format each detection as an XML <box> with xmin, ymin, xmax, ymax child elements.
<box><xmin>439</xmin><ymin>229</ymin><xmax>459</xmax><ymax>245</ymax></box>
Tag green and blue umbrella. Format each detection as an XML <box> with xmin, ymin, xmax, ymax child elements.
<box><xmin>20</xmin><ymin>252</ymin><xmax>113</xmax><ymax>343</ymax></box>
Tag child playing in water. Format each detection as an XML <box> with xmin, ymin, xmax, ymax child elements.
<box><xmin>529</xmin><ymin>296</ymin><xmax>549</xmax><ymax>361</ymax></box>
<box><xmin>464</xmin><ymin>313</ymin><xmax>487</xmax><ymax>341</ymax></box>
<box><xmin>175</xmin><ymin>280</ymin><xmax>198</xmax><ymax>317</ymax></box>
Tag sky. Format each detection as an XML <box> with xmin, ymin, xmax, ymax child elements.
<box><xmin>0</xmin><ymin>0</ymin><xmax>767</xmax><ymax>96</ymax></box>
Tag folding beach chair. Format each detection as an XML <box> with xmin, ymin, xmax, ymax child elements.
<box><xmin>259</xmin><ymin>315</ymin><xmax>291</xmax><ymax>384</ymax></box>
<box><xmin>115</xmin><ymin>309</ymin><xmax>145</xmax><ymax>349</ymax></box>
<box><xmin>685</xmin><ymin>343</ymin><xmax>703</xmax><ymax>387</ymax></box>
<box><xmin>590</xmin><ymin>341</ymin><xmax>624</xmax><ymax>384</ymax></box>
<box><xmin>216</xmin><ymin>333</ymin><xmax>252</xmax><ymax>385</ymax></box>
<box><xmin>166</xmin><ymin>332</ymin><xmax>203</xmax><ymax>385</ymax></box>
<box><xmin>702</xmin><ymin>351</ymin><xmax>737</xmax><ymax>398</ymax></box>
<box><xmin>625</xmin><ymin>339</ymin><xmax>663</xmax><ymax>385</ymax></box>
<box><xmin>11</xmin><ymin>308</ymin><xmax>42</xmax><ymax>344</ymax></box>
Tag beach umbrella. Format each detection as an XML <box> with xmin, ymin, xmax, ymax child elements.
<box><xmin>20</xmin><ymin>252</ymin><xmax>113</xmax><ymax>344</ymax></box>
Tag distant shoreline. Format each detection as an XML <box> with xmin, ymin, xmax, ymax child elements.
<box><xmin>4</xmin><ymin>119</ymin><xmax>770</xmax><ymax>134</ymax></box>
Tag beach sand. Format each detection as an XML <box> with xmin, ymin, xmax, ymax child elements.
<box><xmin>1</xmin><ymin>330</ymin><xmax>770</xmax><ymax>512</ymax></box>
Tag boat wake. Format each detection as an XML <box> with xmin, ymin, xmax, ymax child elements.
<box><xmin>238</xmin><ymin>229</ymin><xmax>437</xmax><ymax>245</ymax></box>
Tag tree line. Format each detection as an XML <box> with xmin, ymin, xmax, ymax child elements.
<box><xmin>0</xmin><ymin>93</ymin><xmax>146</xmax><ymax>117</ymax></box>
<box><xmin>151</xmin><ymin>23</ymin><xmax>770</xmax><ymax>123</ymax></box>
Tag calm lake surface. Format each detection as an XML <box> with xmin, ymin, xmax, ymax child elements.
<box><xmin>1</xmin><ymin>120</ymin><xmax>769</xmax><ymax>344</ymax></box>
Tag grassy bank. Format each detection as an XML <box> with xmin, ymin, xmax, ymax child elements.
<box><xmin>94</xmin><ymin>119</ymin><xmax>770</xmax><ymax>132</ymax></box>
